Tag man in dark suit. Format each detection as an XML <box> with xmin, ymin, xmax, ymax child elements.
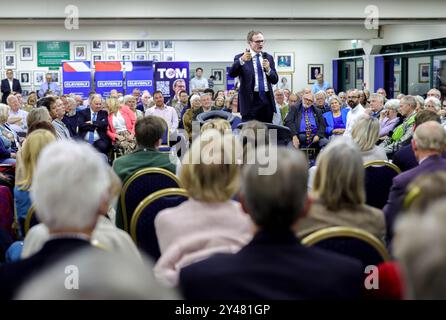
<box><xmin>77</xmin><ymin>94</ymin><xmax>110</xmax><ymax>156</ymax></box>
<box><xmin>1</xmin><ymin>69</ymin><xmax>22</xmax><ymax>104</ymax></box>
<box><xmin>285</xmin><ymin>92</ymin><xmax>328</xmax><ymax>149</ymax></box>
<box><xmin>0</xmin><ymin>141</ymin><xmax>111</xmax><ymax>299</ymax></box>
<box><xmin>179</xmin><ymin>147</ymin><xmax>364</xmax><ymax>300</ymax></box>
<box><xmin>384</xmin><ymin>121</ymin><xmax>446</xmax><ymax>243</ymax></box>
<box><xmin>228</xmin><ymin>30</ymin><xmax>278</xmax><ymax>123</ymax></box>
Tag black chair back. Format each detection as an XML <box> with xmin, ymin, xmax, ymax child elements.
<box><xmin>196</xmin><ymin>110</ymin><xmax>235</xmax><ymax>124</ymax></box>
<box><xmin>364</xmin><ymin>161</ymin><xmax>401</xmax><ymax>209</ymax></box>
<box><xmin>237</xmin><ymin>122</ymin><xmax>292</xmax><ymax>146</ymax></box>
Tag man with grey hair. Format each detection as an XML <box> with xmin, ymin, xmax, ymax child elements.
<box><xmin>0</xmin><ymin>141</ymin><xmax>112</xmax><ymax>299</ymax></box>
<box><xmin>427</xmin><ymin>88</ymin><xmax>441</xmax><ymax>100</ymax></box>
<box><xmin>380</xmin><ymin>95</ymin><xmax>417</xmax><ymax>156</ymax></box>
<box><xmin>179</xmin><ymin>147</ymin><xmax>363</xmax><ymax>299</ymax></box>
<box><xmin>384</xmin><ymin>121</ymin><xmax>446</xmax><ymax>243</ymax></box>
<box><xmin>366</xmin><ymin>93</ymin><xmax>385</xmax><ymax>118</ymax></box>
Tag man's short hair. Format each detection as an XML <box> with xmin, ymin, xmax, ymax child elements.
<box><xmin>246</xmin><ymin>30</ymin><xmax>263</xmax><ymax>42</ymax></box>
<box><xmin>241</xmin><ymin>147</ymin><xmax>308</xmax><ymax>231</ymax></box>
<box><xmin>153</xmin><ymin>90</ymin><xmax>163</xmax><ymax>97</ymax></box>
<box><xmin>172</xmin><ymin>78</ymin><xmax>186</xmax><ymax>89</ymax></box>
<box><xmin>415</xmin><ymin>110</ymin><xmax>441</xmax><ymax>127</ymax></box>
<box><xmin>413</xmin><ymin>121</ymin><xmax>446</xmax><ymax>153</ymax></box>
<box><xmin>195</xmin><ymin>67</ymin><xmax>203</xmax><ymax>72</ymax></box>
<box><xmin>401</xmin><ymin>95</ymin><xmax>417</xmax><ymax>109</ymax></box>
<box><xmin>135</xmin><ymin>116</ymin><xmax>166</xmax><ymax>148</ymax></box>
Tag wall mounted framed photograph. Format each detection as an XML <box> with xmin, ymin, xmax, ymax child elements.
<box><xmin>107</xmin><ymin>41</ymin><xmax>117</xmax><ymax>51</ymax></box>
<box><xmin>92</xmin><ymin>54</ymin><xmax>103</xmax><ymax>62</ymax></box>
<box><xmin>274</xmin><ymin>52</ymin><xmax>294</xmax><ymax>73</ymax></box>
<box><xmin>120</xmin><ymin>53</ymin><xmax>132</xmax><ymax>61</ymax></box>
<box><xmin>4</xmin><ymin>54</ymin><xmax>16</xmax><ymax>69</ymax></box>
<box><xmin>20</xmin><ymin>45</ymin><xmax>33</xmax><ymax>61</ymax></box>
<box><xmin>356</xmin><ymin>67</ymin><xmax>364</xmax><ymax>80</ymax></box>
<box><xmin>163</xmin><ymin>40</ymin><xmax>174</xmax><ymax>52</ymax></box>
<box><xmin>33</xmin><ymin>71</ymin><xmax>45</xmax><ymax>86</ymax></box>
<box><xmin>19</xmin><ymin>71</ymin><xmax>32</xmax><ymax>85</ymax></box>
<box><xmin>4</xmin><ymin>41</ymin><xmax>15</xmax><ymax>52</ymax></box>
<box><xmin>21</xmin><ymin>87</ymin><xmax>32</xmax><ymax>99</ymax></box>
<box><xmin>149</xmin><ymin>53</ymin><xmax>161</xmax><ymax>62</ymax></box>
<box><xmin>211</xmin><ymin>68</ymin><xmax>224</xmax><ymax>85</ymax></box>
<box><xmin>149</xmin><ymin>40</ymin><xmax>161</xmax><ymax>51</ymax></box>
<box><xmin>106</xmin><ymin>53</ymin><xmax>118</xmax><ymax>60</ymax></box>
<box><xmin>74</xmin><ymin>45</ymin><xmax>87</xmax><ymax>60</ymax></box>
<box><xmin>419</xmin><ymin>63</ymin><xmax>430</xmax><ymax>83</ymax></box>
<box><xmin>91</xmin><ymin>41</ymin><xmax>103</xmax><ymax>52</ymax></box>
<box><xmin>163</xmin><ymin>53</ymin><xmax>175</xmax><ymax>62</ymax></box>
<box><xmin>49</xmin><ymin>71</ymin><xmax>60</xmax><ymax>83</ymax></box>
<box><xmin>394</xmin><ymin>72</ymin><xmax>401</xmax><ymax>92</ymax></box>
<box><xmin>277</xmin><ymin>73</ymin><xmax>293</xmax><ymax>92</ymax></box>
<box><xmin>307</xmin><ymin>64</ymin><xmax>323</xmax><ymax>84</ymax></box>
<box><xmin>135</xmin><ymin>53</ymin><xmax>147</xmax><ymax>60</ymax></box>
<box><xmin>345</xmin><ymin>64</ymin><xmax>351</xmax><ymax>85</ymax></box>
<box><xmin>120</xmin><ymin>41</ymin><xmax>132</xmax><ymax>52</ymax></box>
<box><xmin>135</xmin><ymin>41</ymin><xmax>147</xmax><ymax>52</ymax></box>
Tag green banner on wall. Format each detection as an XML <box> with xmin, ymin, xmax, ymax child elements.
<box><xmin>37</xmin><ymin>41</ymin><xmax>70</xmax><ymax>67</ymax></box>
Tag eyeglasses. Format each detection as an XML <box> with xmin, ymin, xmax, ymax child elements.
<box><xmin>251</xmin><ymin>40</ymin><xmax>265</xmax><ymax>44</ymax></box>
<box><xmin>347</xmin><ymin>96</ymin><xmax>359</xmax><ymax>99</ymax></box>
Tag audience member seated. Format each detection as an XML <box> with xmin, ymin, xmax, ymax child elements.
<box><xmin>213</xmin><ymin>95</ymin><xmax>225</xmax><ymax>110</ymax></box>
<box><xmin>0</xmin><ymin>132</ymin><xmax>15</xmax><ymax>165</ymax></box>
<box><xmin>23</xmin><ymin>92</ymin><xmax>37</xmax><ymax>113</ymax></box>
<box><xmin>0</xmin><ymin>140</ymin><xmax>114</xmax><ymax>299</ymax></box>
<box><xmin>424</xmin><ymin>96</ymin><xmax>442</xmax><ymax>114</ymax></box>
<box><xmin>379</xmin><ymin>99</ymin><xmax>400</xmax><ymax>138</ymax></box>
<box><xmin>323</xmin><ymin>95</ymin><xmax>349</xmax><ymax>138</ymax></box>
<box><xmin>106</xmin><ymin>97</ymin><xmax>137</xmax><ymax>156</ymax></box>
<box><xmin>365</xmin><ymin>93</ymin><xmax>385</xmax><ymax>118</ymax></box>
<box><xmin>7</xmin><ymin>95</ymin><xmax>28</xmax><ymax>137</ymax></box>
<box><xmin>154</xmin><ymin>130</ymin><xmax>251</xmax><ymax>286</ymax></box>
<box><xmin>343</xmin><ymin>89</ymin><xmax>366</xmax><ymax>137</ymax></box>
<box><xmin>20</xmin><ymin>167</ymin><xmax>140</xmax><ymax>261</ymax></box>
<box><xmin>285</xmin><ymin>92</ymin><xmax>328</xmax><ymax>149</ymax></box>
<box><xmin>392</xmin><ymin>110</ymin><xmax>443</xmax><ymax>172</ymax></box>
<box><xmin>393</xmin><ymin>199</ymin><xmax>446</xmax><ymax>299</ymax></box>
<box><xmin>183</xmin><ymin>94</ymin><xmax>202</xmax><ymax>142</ymax></box>
<box><xmin>314</xmin><ymin>90</ymin><xmax>330</xmax><ymax>114</ymax></box>
<box><xmin>384</xmin><ymin>121</ymin><xmax>446</xmax><ymax>244</ymax></box>
<box><xmin>298</xmin><ymin>137</ymin><xmax>386</xmax><ymax>242</ymax></box>
<box><xmin>351</xmin><ymin>116</ymin><xmax>387</xmax><ymax>163</ymax></box>
<box><xmin>0</xmin><ymin>104</ymin><xmax>19</xmax><ymax>154</ymax></box>
<box><xmin>51</xmin><ymin>98</ymin><xmax>71</xmax><ymax>140</ymax></box>
<box><xmin>77</xmin><ymin>94</ymin><xmax>111</xmax><ymax>157</ymax></box>
<box><xmin>124</xmin><ymin>94</ymin><xmax>143</xmax><ymax>120</ymax></box>
<box><xmin>404</xmin><ymin>172</ymin><xmax>446</xmax><ymax>212</ymax></box>
<box><xmin>61</xmin><ymin>96</ymin><xmax>78</xmax><ymax>138</ymax></box>
<box><xmin>379</xmin><ymin>95</ymin><xmax>417</xmax><ymax>157</ymax></box>
<box><xmin>145</xmin><ymin>91</ymin><xmax>179</xmax><ymax>135</ymax></box>
<box><xmin>238</xmin><ymin>120</ymin><xmax>269</xmax><ymax>166</ymax></box>
<box><xmin>14</xmin><ymin>129</ymin><xmax>56</xmax><ymax>237</ymax></box>
<box><xmin>179</xmin><ymin>147</ymin><xmax>364</xmax><ymax>300</ymax></box>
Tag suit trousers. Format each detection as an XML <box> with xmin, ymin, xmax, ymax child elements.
<box><xmin>242</xmin><ymin>92</ymin><xmax>274</xmax><ymax>123</ymax></box>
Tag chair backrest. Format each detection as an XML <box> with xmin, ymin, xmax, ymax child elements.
<box><xmin>0</xmin><ymin>185</ymin><xmax>13</xmax><ymax>237</ymax></box>
<box><xmin>120</xmin><ymin>167</ymin><xmax>181</xmax><ymax>232</ymax></box>
<box><xmin>197</xmin><ymin>110</ymin><xmax>235</xmax><ymax>125</ymax></box>
<box><xmin>236</xmin><ymin>122</ymin><xmax>292</xmax><ymax>146</ymax></box>
<box><xmin>364</xmin><ymin>160</ymin><xmax>401</xmax><ymax>209</ymax></box>
<box><xmin>301</xmin><ymin>226</ymin><xmax>391</xmax><ymax>266</ymax></box>
<box><xmin>130</xmin><ymin>188</ymin><xmax>188</xmax><ymax>261</ymax></box>
<box><xmin>24</xmin><ymin>205</ymin><xmax>39</xmax><ymax>236</ymax></box>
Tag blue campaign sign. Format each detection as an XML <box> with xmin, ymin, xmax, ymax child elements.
<box><xmin>94</xmin><ymin>61</ymin><xmax>124</xmax><ymax>98</ymax></box>
<box><xmin>62</xmin><ymin>61</ymin><xmax>92</xmax><ymax>98</ymax></box>
<box><xmin>124</xmin><ymin>61</ymin><xmax>154</xmax><ymax>94</ymax></box>
<box><xmin>154</xmin><ymin>62</ymin><xmax>189</xmax><ymax>99</ymax></box>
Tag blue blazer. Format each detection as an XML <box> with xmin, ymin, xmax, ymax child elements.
<box><xmin>323</xmin><ymin>108</ymin><xmax>349</xmax><ymax>136</ymax></box>
<box><xmin>228</xmin><ymin>52</ymin><xmax>278</xmax><ymax>116</ymax></box>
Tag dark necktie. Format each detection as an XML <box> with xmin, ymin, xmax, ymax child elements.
<box><xmin>88</xmin><ymin>113</ymin><xmax>97</xmax><ymax>144</ymax></box>
<box><xmin>256</xmin><ymin>53</ymin><xmax>266</xmax><ymax>101</ymax></box>
<box><xmin>305</xmin><ymin>109</ymin><xmax>312</xmax><ymax>145</ymax></box>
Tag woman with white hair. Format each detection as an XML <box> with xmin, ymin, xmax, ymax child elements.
<box><xmin>424</xmin><ymin>96</ymin><xmax>442</xmax><ymax>114</ymax></box>
<box><xmin>154</xmin><ymin>130</ymin><xmax>252</xmax><ymax>286</ymax></box>
<box><xmin>182</xmin><ymin>94</ymin><xmax>202</xmax><ymax>141</ymax></box>
<box><xmin>297</xmin><ymin>137</ymin><xmax>386</xmax><ymax>242</ymax></box>
<box><xmin>106</xmin><ymin>98</ymin><xmax>136</xmax><ymax>156</ymax></box>
<box><xmin>124</xmin><ymin>95</ymin><xmax>143</xmax><ymax>120</ymax></box>
<box><xmin>351</xmin><ymin>116</ymin><xmax>387</xmax><ymax>163</ymax></box>
<box><xmin>379</xmin><ymin>99</ymin><xmax>400</xmax><ymax>138</ymax></box>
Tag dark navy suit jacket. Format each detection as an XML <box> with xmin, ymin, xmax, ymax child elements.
<box><xmin>1</xmin><ymin>79</ymin><xmax>22</xmax><ymax>104</ymax></box>
<box><xmin>77</xmin><ymin>108</ymin><xmax>110</xmax><ymax>153</ymax></box>
<box><xmin>284</xmin><ymin>104</ymin><xmax>326</xmax><ymax>139</ymax></box>
<box><xmin>228</xmin><ymin>52</ymin><xmax>278</xmax><ymax>116</ymax></box>
<box><xmin>179</xmin><ymin>230</ymin><xmax>364</xmax><ymax>300</ymax></box>
<box><xmin>383</xmin><ymin>155</ymin><xmax>446</xmax><ymax>242</ymax></box>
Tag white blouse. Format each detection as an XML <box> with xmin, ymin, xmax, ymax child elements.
<box><xmin>113</xmin><ymin>111</ymin><xmax>127</xmax><ymax>132</ymax></box>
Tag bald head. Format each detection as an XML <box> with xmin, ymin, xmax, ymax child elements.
<box><xmin>412</xmin><ymin>121</ymin><xmax>446</xmax><ymax>156</ymax></box>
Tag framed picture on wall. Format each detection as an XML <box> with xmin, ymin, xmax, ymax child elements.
<box><xmin>74</xmin><ymin>45</ymin><xmax>87</xmax><ymax>60</ymax></box>
<box><xmin>419</xmin><ymin>63</ymin><xmax>430</xmax><ymax>83</ymax></box>
<box><xmin>120</xmin><ymin>54</ymin><xmax>132</xmax><ymax>61</ymax></box>
<box><xmin>19</xmin><ymin>71</ymin><xmax>32</xmax><ymax>85</ymax></box>
<box><xmin>20</xmin><ymin>46</ymin><xmax>33</xmax><ymax>61</ymax></box>
<box><xmin>135</xmin><ymin>53</ymin><xmax>147</xmax><ymax>60</ymax></box>
<box><xmin>107</xmin><ymin>41</ymin><xmax>117</xmax><ymax>51</ymax></box>
<box><xmin>308</xmin><ymin>64</ymin><xmax>323</xmax><ymax>84</ymax></box>
<box><xmin>91</xmin><ymin>41</ymin><xmax>103</xmax><ymax>52</ymax></box>
<box><xmin>211</xmin><ymin>69</ymin><xmax>224</xmax><ymax>85</ymax></box>
<box><xmin>49</xmin><ymin>71</ymin><xmax>60</xmax><ymax>83</ymax></box>
<box><xmin>149</xmin><ymin>53</ymin><xmax>161</xmax><ymax>62</ymax></box>
<box><xmin>394</xmin><ymin>72</ymin><xmax>401</xmax><ymax>92</ymax></box>
<box><xmin>120</xmin><ymin>41</ymin><xmax>132</xmax><ymax>52</ymax></box>
<box><xmin>4</xmin><ymin>54</ymin><xmax>16</xmax><ymax>69</ymax></box>
<box><xmin>274</xmin><ymin>52</ymin><xmax>294</xmax><ymax>73</ymax></box>
<box><xmin>277</xmin><ymin>73</ymin><xmax>293</xmax><ymax>92</ymax></box>
<box><xmin>92</xmin><ymin>54</ymin><xmax>103</xmax><ymax>62</ymax></box>
<box><xmin>149</xmin><ymin>41</ymin><xmax>161</xmax><ymax>51</ymax></box>
<box><xmin>163</xmin><ymin>53</ymin><xmax>175</xmax><ymax>62</ymax></box>
<box><xmin>163</xmin><ymin>40</ymin><xmax>174</xmax><ymax>52</ymax></box>
<box><xmin>135</xmin><ymin>41</ymin><xmax>147</xmax><ymax>52</ymax></box>
<box><xmin>4</xmin><ymin>41</ymin><xmax>15</xmax><ymax>52</ymax></box>
<box><xmin>345</xmin><ymin>64</ymin><xmax>351</xmax><ymax>85</ymax></box>
<box><xmin>34</xmin><ymin>71</ymin><xmax>45</xmax><ymax>86</ymax></box>
<box><xmin>21</xmin><ymin>87</ymin><xmax>32</xmax><ymax>99</ymax></box>
<box><xmin>106</xmin><ymin>53</ymin><xmax>118</xmax><ymax>60</ymax></box>
<box><xmin>356</xmin><ymin>67</ymin><xmax>364</xmax><ymax>80</ymax></box>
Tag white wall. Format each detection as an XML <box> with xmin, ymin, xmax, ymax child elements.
<box><xmin>407</xmin><ymin>56</ymin><xmax>431</xmax><ymax>96</ymax></box>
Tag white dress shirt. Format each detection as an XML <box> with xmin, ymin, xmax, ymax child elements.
<box><xmin>239</xmin><ymin>49</ymin><xmax>270</xmax><ymax>92</ymax></box>
<box><xmin>145</xmin><ymin>105</ymin><xmax>179</xmax><ymax>132</ymax></box>
<box><xmin>344</xmin><ymin>104</ymin><xmax>365</xmax><ymax>137</ymax></box>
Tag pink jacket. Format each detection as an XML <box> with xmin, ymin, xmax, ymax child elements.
<box><xmin>107</xmin><ymin>105</ymin><xmax>136</xmax><ymax>143</ymax></box>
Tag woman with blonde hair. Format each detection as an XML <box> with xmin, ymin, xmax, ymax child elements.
<box><xmin>297</xmin><ymin>137</ymin><xmax>385</xmax><ymax>242</ymax></box>
<box><xmin>106</xmin><ymin>97</ymin><xmax>136</xmax><ymax>156</ymax></box>
<box><xmin>14</xmin><ymin>129</ymin><xmax>56</xmax><ymax>236</ymax></box>
<box><xmin>200</xmin><ymin>118</ymin><xmax>231</xmax><ymax>134</ymax></box>
<box><xmin>154</xmin><ymin>130</ymin><xmax>251</xmax><ymax>286</ymax></box>
<box><xmin>351</xmin><ymin>116</ymin><xmax>387</xmax><ymax>163</ymax></box>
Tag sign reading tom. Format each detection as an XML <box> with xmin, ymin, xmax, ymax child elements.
<box><xmin>154</xmin><ymin>62</ymin><xmax>189</xmax><ymax>101</ymax></box>
<box><xmin>124</xmin><ymin>61</ymin><xmax>154</xmax><ymax>95</ymax></box>
<box><xmin>94</xmin><ymin>61</ymin><xmax>124</xmax><ymax>98</ymax></box>
<box><xmin>62</xmin><ymin>61</ymin><xmax>92</xmax><ymax>98</ymax></box>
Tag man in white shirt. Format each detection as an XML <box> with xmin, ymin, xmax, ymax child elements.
<box><xmin>7</xmin><ymin>94</ymin><xmax>28</xmax><ymax>136</ymax></box>
<box><xmin>190</xmin><ymin>67</ymin><xmax>208</xmax><ymax>94</ymax></box>
<box><xmin>344</xmin><ymin>89</ymin><xmax>365</xmax><ymax>137</ymax></box>
<box><xmin>145</xmin><ymin>90</ymin><xmax>179</xmax><ymax>134</ymax></box>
